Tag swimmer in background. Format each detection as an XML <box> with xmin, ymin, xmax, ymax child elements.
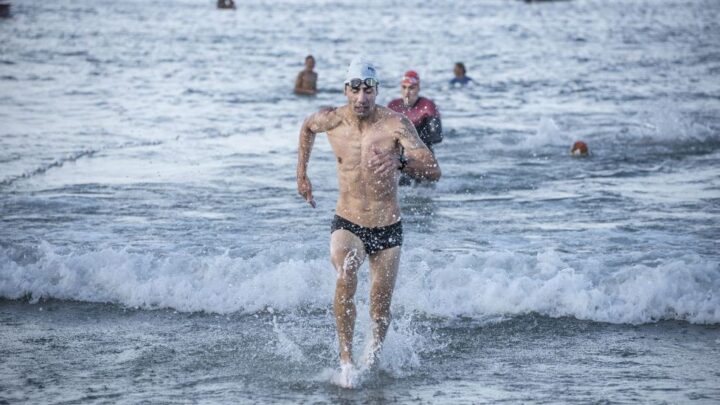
<box><xmin>296</xmin><ymin>58</ymin><xmax>440</xmax><ymax>386</ymax></box>
<box><xmin>387</xmin><ymin>70</ymin><xmax>443</xmax><ymax>185</ymax></box>
<box><xmin>216</xmin><ymin>0</ymin><xmax>235</xmax><ymax>9</ymax></box>
<box><xmin>294</xmin><ymin>55</ymin><xmax>318</xmax><ymax>96</ymax></box>
<box><xmin>449</xmin><ymin>62</ymin><xmax>473</xmax><ymax>87</ymax></box>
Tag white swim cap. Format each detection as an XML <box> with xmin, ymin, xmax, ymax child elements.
<box><xmin>344</xmin><ymin>57</ymin><xmax>379</xmax><ymax>85</ymax></box>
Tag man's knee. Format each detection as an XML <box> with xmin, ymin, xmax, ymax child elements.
<box><xmin>336</xmin><ymin>270</ymin><xmax>357</xmax><ymax>291</ymax></box>
<box><xmin>334</xmin><ymin>254</ymin><xmax>358</xmax><ymax>288</ymax></box>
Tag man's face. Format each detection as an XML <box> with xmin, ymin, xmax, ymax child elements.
<box><xmin>454</xmin><ymin>65</ymin><xmax>464</xmax><ymax>77</ymax></box>
<box><xmin>305</xmin><ymin>57</ymin><xmax>315</xmax><ymax>70</ymax></box>
<box><xmin>345</xmin><ymin>82</ymin><xmax>377</xmax><ymax>119</ymax></box>
<box><xmin>401</xmin><ymin>83</ymin><xmax>420</xmax><ymax>107</ymax></box>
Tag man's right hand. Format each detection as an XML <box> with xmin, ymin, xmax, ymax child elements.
<box><xmin>297</xmin><ymin>175</ymin><xmax>316</xmax><ymax>208</ymax></box>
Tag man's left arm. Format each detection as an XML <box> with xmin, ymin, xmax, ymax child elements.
<box><xmin>396</xmin><ymin>117</ymin><xmax>441</xmax><ymax>181</ymax></box>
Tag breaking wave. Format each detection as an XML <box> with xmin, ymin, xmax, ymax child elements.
<box><xmin>1</xmin><ymin>242</ymin><xmax>717</xmax><ymax>325</ymax></box>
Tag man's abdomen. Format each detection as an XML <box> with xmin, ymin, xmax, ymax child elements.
<box><xmin>335</xmin><ymin>189</ymin><xmax>401</xmax><ymax>228</ymax></box>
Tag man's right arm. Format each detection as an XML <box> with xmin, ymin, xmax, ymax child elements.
<box><xmin>293</xmin><ymin>72</ymin><xmax>304</xmax><ymax>94</ymax></box>
<box><xmin>296</xmin><ymin>108</ymin><xmax>340</xmax><ymax>207</ymax></box>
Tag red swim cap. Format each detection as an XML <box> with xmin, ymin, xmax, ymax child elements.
<box><xmin>401</xmin><ymin>70</ymin><xmax>420</xmax><ymax>85</ymax></box>
<box><xmin>571</xmin><ymin>141</ymin><xmax>589</xmax><ymax>156</ymax></box>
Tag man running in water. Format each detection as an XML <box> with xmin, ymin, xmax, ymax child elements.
<box><xmin>296</xmin><ymin>58</ymin><xmax>440</xmax><ymax>385</ymax></box>
<box><xmin>387</xmin><ymin>70</ymin><xmax>443</xmax><ymax>185</ymax></box>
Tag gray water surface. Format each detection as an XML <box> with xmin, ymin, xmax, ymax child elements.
<box><xmin>1</xmin><ymin>0</ymin><xmax>719</xmax><ymax>402</ymax></box>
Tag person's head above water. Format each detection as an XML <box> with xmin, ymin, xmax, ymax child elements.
<box><xmin>400</xmin><ymin>70</ymin><xmax>421</xmax><ymax>107</ymax></box>
<box><xmin>453</xmin><ymin>62</ymin><xmax>467</xmax><ymax>78</ymax></box>
<box><xmin>305</xmin><ymin>55</ymin><xmax>315</xmax><ymax>71</ymax></box>
<box><xmin>344</xmin><ymin>57</ymin><xmax>380</xmax><ymax>119</ymax></box>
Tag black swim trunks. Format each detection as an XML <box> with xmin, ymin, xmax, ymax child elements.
<box><xmin>331</xmin><ymin>215</ymin><xmax>403</xmax><ymax>255</ymax></box>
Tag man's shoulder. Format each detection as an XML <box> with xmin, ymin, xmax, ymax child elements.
<box><xmin>323</xmin><ymin>105</ymin><xmax>347</xmax><ymax>119</ymax></box>
<box><xmin>417</xmin><ymin>97</ymin><xmax>437</xmax><ymax>107</ymax></box>
<box><xmin>311</xmin><ymin>105</ymin><xmax>346</xmax><ymax>131</ymax></box>
<box><xmin>378</xmin><ymin>105</ymin><xmax>403</xmax><ymax>117</ymax></box>
<box><xmin>450</xmin><ymin>77</ymin><xmax>472</xmax><ymax>85</ymax></box>
<box><xmin>416</xmin><ymin>97</ymin><xmax>439</xmax><ymax>114</ymax></box>
<box><xmin>318</xmin><ymin>105</ymin><xmax>339</xmax><ymax>114</ymax></box>
<box><xmin>377</xmin><ymin>106</ymin><xmax>411</xmax><ymax>128</ymax></box>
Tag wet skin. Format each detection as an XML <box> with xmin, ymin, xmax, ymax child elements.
<box><xmin>296</xmin><ymin>82</ymin><xmax>440</xmax><ymax>368</ymax></box>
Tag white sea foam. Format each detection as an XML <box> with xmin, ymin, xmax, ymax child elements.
<box><xmin>518</xmin><ymin>117</ymin><xmax>574</xmax><ymax>149</ymax></box>
<box><xmin>638</xmin><ymin>101</ymin><xmax>717</xmax><ymax>143</ymax></box>
<box><xmin>483</xmin><ymin>117</ymin><xmax>575</xmax><ymax>151</ymax></box>
<box><xmin>0</xmin><ymin>243</ymin><xmax>718</xmax><ymax>325</ymax></box>
<box><xmin>486</xmin><ymin>105</ymin><xmax>718</xmax><ymax>152</ymax></box>
<box><xmin>271</xmin><ymin>316</ymin><xmax>306</xmax><ymax>363</ymax></box>
<box><xmin>0</xmin><ymin>242</ymin><xmax>335</xmax><ymax>314</ymax></box>
<box><xmin>374</xmin><ymin>315</ymin><xmax>424</xmax><ymax>376</ymax></box>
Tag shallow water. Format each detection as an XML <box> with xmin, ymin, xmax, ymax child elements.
<box><xmin>2</xmin><ymin>299</ymin><xmax>719</xmax><ymax>404</ymax></box>
<box><xmin>1</xmin><ymin>0</ymin><xmax>720</xmax><ymax>402</ymax></box>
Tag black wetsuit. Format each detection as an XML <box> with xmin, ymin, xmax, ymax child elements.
<box><xmin>387</xmin><ymin>97</ymin><xmax>443</xmax><ymax>185</ymax></box>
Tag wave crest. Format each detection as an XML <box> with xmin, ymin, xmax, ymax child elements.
<box><xmin>1</xmin><ymin>243</ymin><xmax>717</xmax><ymax>325</ymax></box>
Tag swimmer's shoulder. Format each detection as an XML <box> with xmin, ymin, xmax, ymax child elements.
<box><xmin>377</xmin><ymin>105</ymin><xmax>402</xmax><ymax>119</ymax></box>
<box><xmin>417</xmin><ymin>97</ymin><xmax>438</xmax><ymax>110</ymax></box>
<box><xmin>312</xmin><ymin>105</ymin><xmax>346</xmax><ymax>132</ymax></box>
<box><xmin>378</xmin><ymin>106</ymin><xmax>414</xmax><ymax>131</ymax></box>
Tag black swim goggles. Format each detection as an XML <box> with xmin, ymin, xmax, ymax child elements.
<box><xmin>346</xmin><ymin>78</ymin><xmax>379</xmax><ymax>90</ymax></box>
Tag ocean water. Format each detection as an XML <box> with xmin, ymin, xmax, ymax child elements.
<box><xmin>1</xmin><ymin>0</ymin><xmax>719</xmax><ymax>403</ymax></box>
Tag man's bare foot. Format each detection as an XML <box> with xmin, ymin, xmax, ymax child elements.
<box><xmin>362</xmin><ymin>339</ymin><xmax>381</xmax><ymax>371</ymax></box>
<box><xmin>336</xmin><ymin>362</ymin><xmax>357</xmax><ymax>388</ymax></box>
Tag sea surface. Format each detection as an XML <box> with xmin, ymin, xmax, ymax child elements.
<box><xmin>1</xmin><ymin>0</ymin><xmax>719</xmax><ymax>403</ymax></box>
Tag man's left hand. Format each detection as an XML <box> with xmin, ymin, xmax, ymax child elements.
<box><xmin>369</xmin><ymin>145</ymin><xmax>401</xmax><ymax>178</ymax></box>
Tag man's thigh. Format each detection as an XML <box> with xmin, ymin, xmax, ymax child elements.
<box><xmin>368</xmin><ymin>247</ymin><xmax>401</xmax><ymax>289</ymax></box>
<box><xmin>330</xmin><ymin>229</ymin><xmax>366</xmax><ymax>271</ymax></box>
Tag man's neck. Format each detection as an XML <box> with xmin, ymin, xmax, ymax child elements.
<box><xmin>346</xmin><ymin>106</ymin><xmax>377</xmax><ymax>129</ymax></box>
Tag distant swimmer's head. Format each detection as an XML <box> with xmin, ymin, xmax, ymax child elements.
<box><xmin>305</xmin><ymin>54</ymin><xmax>315</xmax><ymax>70</ymax></box>
<box><xmin>454</xmin><ymin>62</ymin><xmax>466</xmax><ymax>78</ymax></box>
<box><xmin>570</xmin><ymin>140</ymin><xmax>589</xmax><ymax>157</ymax></box>
<box><xmin>344</xmin><ymin>57</ymin><xmax>379</xmax><ymax>118</ymax></box>
<box><xmin>400</xmin><ymin>70</ymin><xmax>420</xmax><ymax>107</ymax></box>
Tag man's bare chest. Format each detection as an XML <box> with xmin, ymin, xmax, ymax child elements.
<box><xmin>328</xmin><ymin>127</ymin><xmax>395</xmax><ymax>167</ymax></box>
